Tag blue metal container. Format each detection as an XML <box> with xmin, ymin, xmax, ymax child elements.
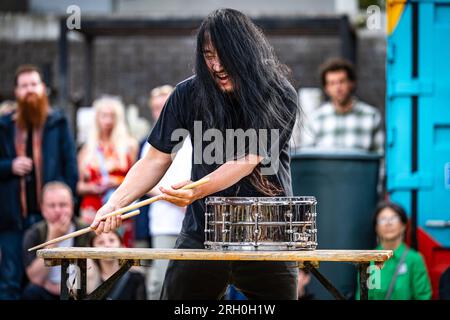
<box><xmin>387</xmin><ymin>0</ymin><xmax>450</xmax><ymax>296</ymax></box>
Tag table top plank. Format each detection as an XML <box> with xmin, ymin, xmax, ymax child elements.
<box><xmin>37</xmin><ymin>247</ymin><xmax>392</xmax><ymax>262</ymax></box>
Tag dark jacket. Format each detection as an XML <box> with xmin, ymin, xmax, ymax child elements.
<box><xmin>22</xmin><ymin>218</ymin><xmax>93</xmax><ymax>268</ymax></box>
<box><xmin>0</xmin><ymin>109</ymin><xmax>78</xmax><ymax>231</ymax></box>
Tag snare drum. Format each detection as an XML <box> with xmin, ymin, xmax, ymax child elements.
<box><xmin>204</xmin><ymin>196</ymin><xmax>317</xmax><ymax>250</ymax></box>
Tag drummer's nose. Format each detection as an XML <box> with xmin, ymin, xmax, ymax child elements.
<box><xmin>212</xmin><ymin>60</ymin><xmax>223</xmax><ymax>72</ymax></box>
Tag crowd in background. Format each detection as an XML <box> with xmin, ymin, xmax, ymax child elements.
<box><xmin>0</xmin><ymin>59</ymin><xmax>446</xmax><ymax>300</ymax></box>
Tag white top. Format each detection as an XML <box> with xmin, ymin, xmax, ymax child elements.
<box><xmin>140</xmin><ymin>137</ymin><xmax>192</xmax><ymax>236</ymax></box>
<box><xmin>48</xmin><ymin>224</ymin><xmax>76</xmax><ymax>284</ymax></box>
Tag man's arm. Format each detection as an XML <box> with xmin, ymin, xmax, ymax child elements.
<box><xmin>26</xmin><ymin>258</ymin><xmax>50</xmax><ymax>286</ymax></box>
<box><xmin>91</xmin><ymin>145</ymin><xmax>173</xmax><ymax>233</ymax></box>
<box><xmin>372</xmin><ymin>110</ymin><xmax>385</xmax><ymax>155</ymax></box>
<box><xmin>158</xmin><ymin>154</ymin><xmax>263</xmax><ymax>206</ymax></box>
<box><xmin>107</xmin><ymin>146</ymin><xmax>173</xmax><ymax>208</ymax></box>
<box><xmin>26</xmin><ymin>258</ymin><xmax>60</xmax><ymax>295</ymax></box>
<box><xmin>23</xmin><ymin>230</ymin><xmax>51</xmax><ymax>286</ymax></box>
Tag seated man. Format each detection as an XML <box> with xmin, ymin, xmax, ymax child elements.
<box><xmin>22</xmin><ymin>181</ymin><xmax>92</xmax><ymax>299</ymax></box>
<box><xmin>300</xmin><ymin>58</ymin><xmax>384</xmax><ymax>154</ymax></box>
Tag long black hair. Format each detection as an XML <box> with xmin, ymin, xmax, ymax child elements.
<box><xmin>193</xmin><ymin>8</ymin><xmax>300</xmax><ymax>195</ymax></box>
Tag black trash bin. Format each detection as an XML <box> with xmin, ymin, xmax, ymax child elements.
<box><xmin>291</xmin><ymin>149</ymin><xmax>381</xmax><ymax>299</ymax></box>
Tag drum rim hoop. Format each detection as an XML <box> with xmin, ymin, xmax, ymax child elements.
<box><xmin>205</xmin><ymin>196</ymin><xmax>317</xmax><ymax>205</ymax></box>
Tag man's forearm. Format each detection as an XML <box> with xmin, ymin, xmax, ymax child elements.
<box><xmin>195</xmin><ymin>154</ymin><xmax>262</xmax><ymax>199</ymax></box>
<box><xmin>108</xmin><ymin>156</ymin><xmax>171</xmax><ymax>208</ymax></box>
<box><xmin>27</xmin><ymin>259</ymin><xmax>50</xmax><ymax>286</ymax></box>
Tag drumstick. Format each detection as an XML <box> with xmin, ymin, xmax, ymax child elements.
<box><xmin>28</xmin><ymin>177</ymin><xmax>210</xmax><ymax>251</ymax></box>
<box><xmin>28</xmin><ymin>210</ymin><xmax>141</xmax><ymax>251</ymax></box>
<box><xmin>96</xmin><ymin>176</ymin><xmax>210</xmax><ymax>221</ymax></box>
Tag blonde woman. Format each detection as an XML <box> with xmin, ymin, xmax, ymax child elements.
<box><xmin>77</xmin><ymin>96</ymin><xmax>138</xmax><ymax>245</ymax></box>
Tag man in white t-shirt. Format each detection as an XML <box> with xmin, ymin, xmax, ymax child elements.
<box><xmin>300</xmin><ymin>58</ymin><xmax>384</xmax><ymax>153</ymax></box>
<box><xmin>139</xmin><ymin>85</ymin><xmax>192</xmax><ymax>300</ymax></box>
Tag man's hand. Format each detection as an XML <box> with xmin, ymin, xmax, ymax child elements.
<box><xmin>159</xmin><ymin>180</ymin><xmax>201</xmax><ymax>207</ymax></box>
<box><xmin>12</xmin><ymin>156</ymin><xmax>33</xmax><ymax>176</ymax></box>
<box><xmin>46</xmin><ymin>213</ymin><xmax>72</xmax><ymax>243</ymax></box>
<box><xmin>90</xmin><ymin>202</ymin><xmax>122</xmax><ymax>235</ymax></box>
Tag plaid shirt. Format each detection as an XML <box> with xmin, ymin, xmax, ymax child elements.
<box><xmin>299</xmin><ymin>99</ymin><xmax>384</xmax><ymax>154</ymax></box>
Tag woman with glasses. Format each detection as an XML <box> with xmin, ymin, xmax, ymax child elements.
<box><xmin>356</xmin><ymin>201</ymin><xmax>432</xmax><ymax>300</ymax></box>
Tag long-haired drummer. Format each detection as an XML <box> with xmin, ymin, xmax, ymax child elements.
<box><xmin>91</xmin><ymin>8</ymin><xmax>300</xmax><ymax>300</ymax></box>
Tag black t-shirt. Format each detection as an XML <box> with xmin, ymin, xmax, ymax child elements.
<box><xmin>148</xmin><ymin>76</ymin><xmax>297</xmax><ymax>241</ymax></box>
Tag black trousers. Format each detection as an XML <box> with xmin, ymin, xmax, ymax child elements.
<box><xmin>160</xmin><ymin>233</ymin><xmax>299</xmax><ymax>300</ymax></box>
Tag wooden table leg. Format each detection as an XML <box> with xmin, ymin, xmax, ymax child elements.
<box><xmin>358</xmin><ymin>263</ymin><xmax>370</xmax><ymax>300</ymax></box>
<box><xmin>60</xmin><ymin>259</ymin><xmax>70</xmax><ymax>300</ymax></box>
<box><xmin>85</xmin><ymin>259</ymin><xmax>133</xmax><ymax>300</ymax></box>
<box><xmin>60</xmin><ymin>259</ymin><xmax>87</xmax><ymax>300</ymax></box>
<box><xmin>74</xmin><ymin>259</ymin><xmax>87</xmax><ymax>300</ymax></box>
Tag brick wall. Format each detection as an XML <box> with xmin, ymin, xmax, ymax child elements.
<box><xmin>0</xmin><ymin>32</ymin><xmax>385</xmax><ymax>122</ymax></box>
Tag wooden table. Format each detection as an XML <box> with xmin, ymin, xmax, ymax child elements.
<box><xmin>37</xmin><ymin>247</ymin><xmax>392</xmax><ymax>300</ymax></box>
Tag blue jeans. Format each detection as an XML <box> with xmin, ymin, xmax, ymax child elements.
<box><xmin>224</xmin><ymin>285</ymin><xmax>248</xmax><ymax>300</ymax></box>
<box><xmin>0</xmin><ymin>213</ymin><xmax>42</xmax><ymax>300</ymax></box>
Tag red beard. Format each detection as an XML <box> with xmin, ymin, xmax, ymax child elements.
<box><xmin>16</xmin><ymin>92</ymin><xmax>49</xmax><ymax>130</ymax></box>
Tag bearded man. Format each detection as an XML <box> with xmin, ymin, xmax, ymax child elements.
<box><xmin>0</xmin><ymin>64</ymin><xmax>78</xmax><ymax>299</ymax></box>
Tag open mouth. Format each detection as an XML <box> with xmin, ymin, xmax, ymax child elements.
<box><xmin>215</xmin><ymin>72</ymin><xmax>229</xmax><ymax>82</ymax></box>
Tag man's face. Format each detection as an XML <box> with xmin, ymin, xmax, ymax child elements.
<box><xmin>41</xmin><ymin>188</ymin><xmax>73</xmax><ymax>224</ymax></box>
<box><xmin>324</xmin><ymin>70</ymin><xmax>354</xmax><ymax>106</ymax></box>
<box><xmin>15</xmin><ymin>71</ymin><xmax>46</xmax><ymax>101</ymax></box>
<box><xmin>203</xmin><ymin>42</ymin><xmax>234</xmax><ymax>92</ymax></box>
<box><xmin>150</xmin><ymin>94</ymin><xmax>169</xmax><ymax>121</ymax></box>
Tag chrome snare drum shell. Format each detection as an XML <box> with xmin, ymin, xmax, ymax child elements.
<box><xmin>204</xmin><ymin>196</ymin><xmax>317</xmax><ymax>251</ymax></box>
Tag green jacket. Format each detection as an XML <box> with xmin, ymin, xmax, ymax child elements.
<box><xmin>356</xmin><ymin>242</ymin><xmax>432</xmax><ymax>300</ymax></box>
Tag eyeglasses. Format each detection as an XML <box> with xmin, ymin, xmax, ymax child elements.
<box><xmin>377</xmin><ymin>216</ymin><xmax>401</xmax><ymax>226</ymax></box>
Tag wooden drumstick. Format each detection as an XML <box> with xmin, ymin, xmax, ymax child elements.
<box><xmin>28</xmin><ymin>210</ymin><xmax>141</xmax><ymax>251</ymax></box>
<box><xmin>95</xmin><ymin>177</ymin><xmax>210</xmax><ymax>222</ymax></box>
<box><xmin>28</xmin><ymin>177</ymin><xmax>210</xmax><ymax>251</ymax></box>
